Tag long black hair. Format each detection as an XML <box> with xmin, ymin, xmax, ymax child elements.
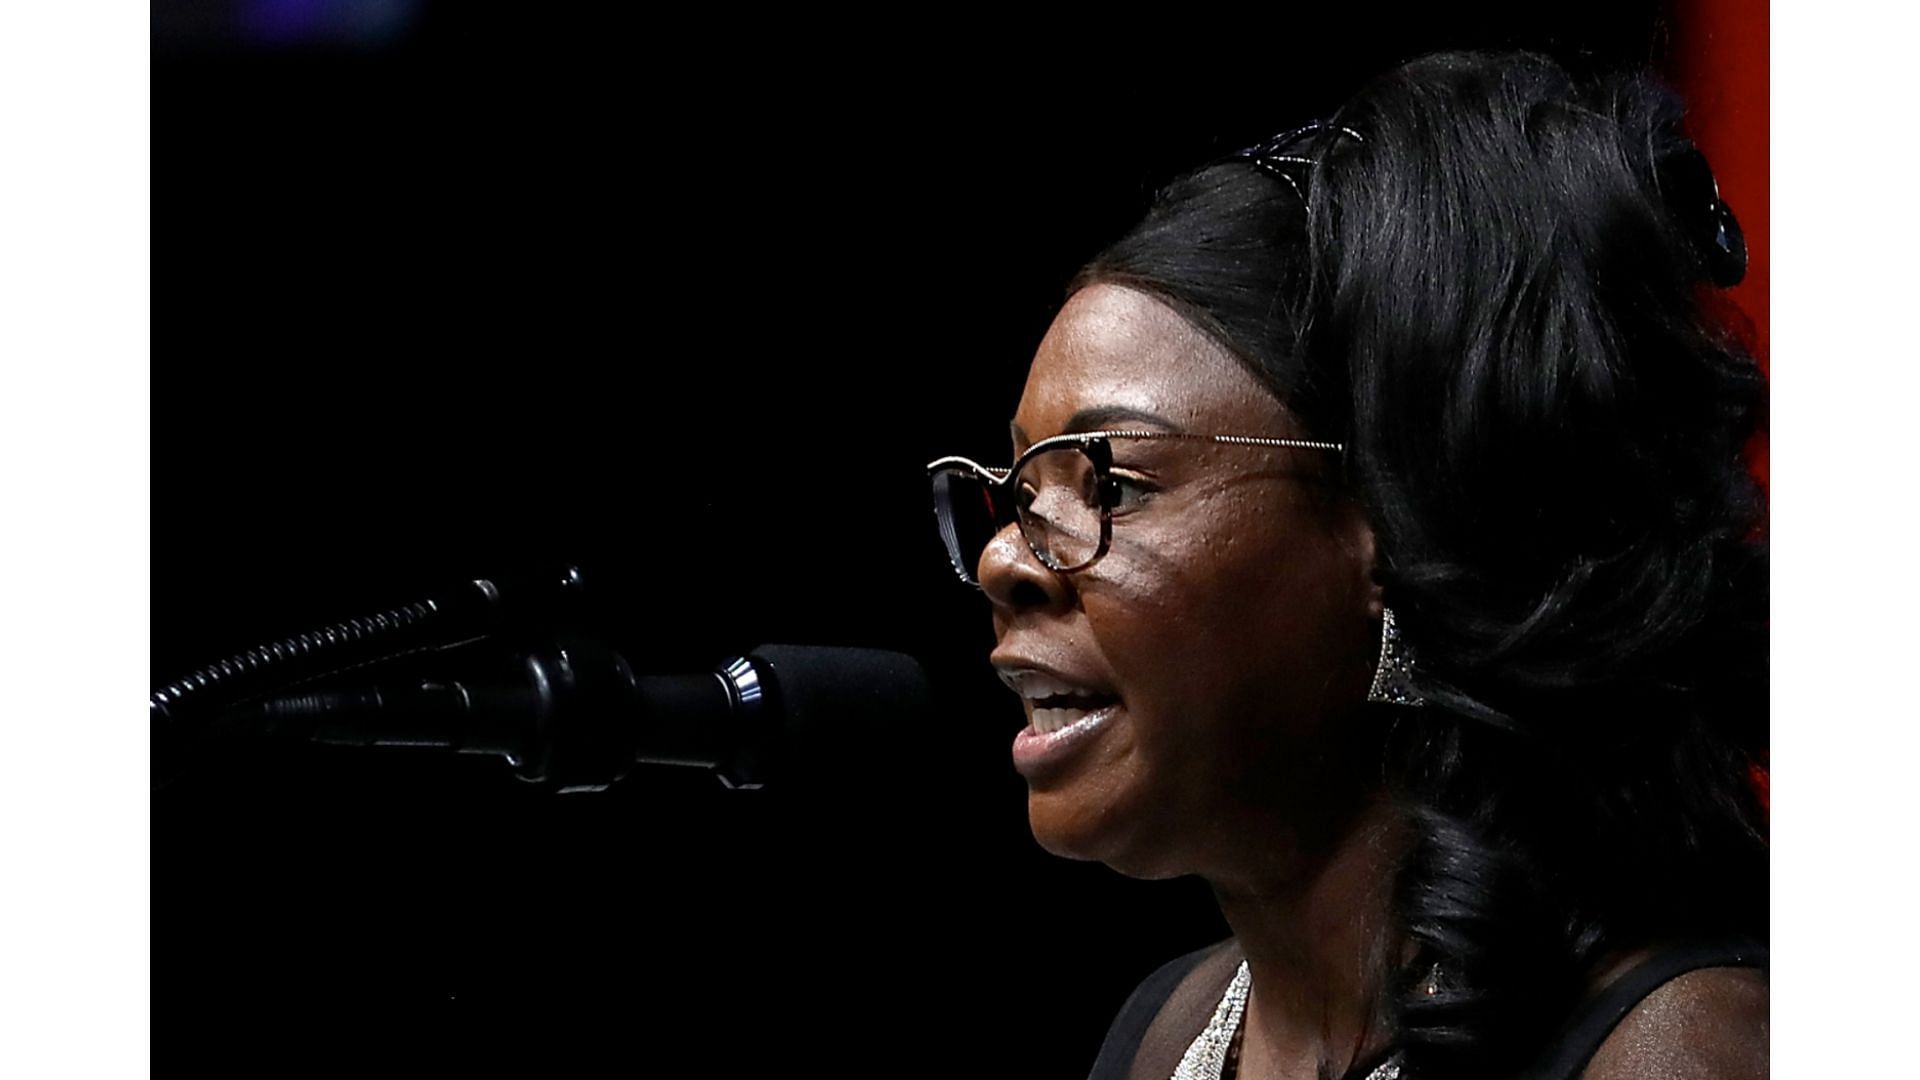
<box><xmin>1071</xmin><ymin>52</ymin><xmax>1768</xmax><ymax>1079</ymax></box>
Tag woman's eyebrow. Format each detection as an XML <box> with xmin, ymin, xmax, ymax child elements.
<box><xmin>1010</xmin><ymin>406</ymin><xmax>1185</xmax><ymax>447</ymax></box>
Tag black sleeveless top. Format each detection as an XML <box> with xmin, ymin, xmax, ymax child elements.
<box><xmin>1086</xmin><ymin>935</ymin><xmax>1768</xmax><ymax>1080</ymax></box>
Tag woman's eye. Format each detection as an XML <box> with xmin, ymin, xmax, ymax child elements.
<box><xmin>1104</xmin><ymin>473</ymin><xmax>1156</xmax><ymax>513</ymax></box>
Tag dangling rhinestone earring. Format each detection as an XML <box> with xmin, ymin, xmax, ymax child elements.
<box><xmin>1366</xmin><ymin>607</ymin><xmax>1427</xmax><ymax>707</ymax></box>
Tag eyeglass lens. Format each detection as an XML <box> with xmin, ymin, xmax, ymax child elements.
<box><xmin>931</xmin><ymin>445</ymin><xmax>1105</xmax><ymax>585</ymax></box>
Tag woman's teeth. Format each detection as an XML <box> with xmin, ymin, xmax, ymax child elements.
<box><xmin>1031</xmin><ymin>696</ymin><xmax>1116</xmax><ymax>734</ymax></box>
<box><xmin>995</xmin><ymin>668</ymin><xmax>1119</xmax><ymax>734</ymax></box>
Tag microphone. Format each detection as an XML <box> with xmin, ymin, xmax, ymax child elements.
<box><xmin>193</xmin><ymin>640</ymin><xmax>933</xmax><ymax>793</ymax></box>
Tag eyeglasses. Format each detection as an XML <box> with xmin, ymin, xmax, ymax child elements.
<box><xmin>925</xmin><ymin>430</ymin><xmax>1344</xmax><ymax>588</ymax></box>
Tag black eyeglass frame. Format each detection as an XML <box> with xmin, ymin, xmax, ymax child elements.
<box><xmin>926</xmin><ymin>429</ymin><xmax>1345</xmax><ymax>589</ymax></box>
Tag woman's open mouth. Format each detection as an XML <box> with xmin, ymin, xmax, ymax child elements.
<box><xmin>1013</xmin><ymin>695</ymin><xmax>1121</xmax><ymax>780</ymax></box>
<box><xmin>1031</xmin><ymin>692</ymin><xmax>1120</xmax><ymax>734</ymax></box>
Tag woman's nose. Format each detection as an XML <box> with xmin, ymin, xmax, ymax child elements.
<box><xmin>977</xmin><ymin>521</ymin><xmax>1073</xmax><ymax>614</ymax></box>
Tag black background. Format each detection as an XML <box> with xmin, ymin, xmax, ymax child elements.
<box><xmin>156</xmin><ymin>6</ymin><xmax>1675</xmax><ymax>1074</ymax></box>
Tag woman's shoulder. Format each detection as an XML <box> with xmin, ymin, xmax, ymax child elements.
<box><xmin>1544</xmin><ymin>936</ymin><xmax>1769</xmax><ymax>1080</ymax></box>
<box><xmin>1578</xmin><ymin>959</ymin><xmax>1768</xmax><ymax>1079</ymax></box>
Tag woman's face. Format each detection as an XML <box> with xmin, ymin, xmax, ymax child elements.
<box><xmin>982</xmin><ymin>283</ymin><xmax>1384</xmax><ymax>882</ymax></box>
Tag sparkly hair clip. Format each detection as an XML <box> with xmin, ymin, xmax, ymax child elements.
<box><xmin>1229</xmin><ymin>121</ymin><xmax>1367</xmax><ymax>203</ymax></box>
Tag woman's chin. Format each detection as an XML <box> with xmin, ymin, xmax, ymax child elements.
<box><xmin>1026</xmin><ymin>791</ymin><xmax>1186</xmax><ymax>880</ymax></box>
<box><xmin>1025</xmin><ymin>788</ymin><xmax>1110</xmax><ymax>860</ymax></box>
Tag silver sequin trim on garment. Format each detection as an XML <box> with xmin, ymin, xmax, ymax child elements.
<box><xmin>1171</xmin><ymin>961</ymin><xmax>1402</xmax><ymax>1080</ymax></box>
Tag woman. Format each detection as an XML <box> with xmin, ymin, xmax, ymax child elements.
<box><xmin>927</xmin><ymin>52</ymin><xmax>1768</xmax><ymax>1080</ymax></box>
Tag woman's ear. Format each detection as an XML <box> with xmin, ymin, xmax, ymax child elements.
<box><xmin>1338</xmin><ymin>501</ymin><xmax>1386</xmax><ymax>622</ymax></box>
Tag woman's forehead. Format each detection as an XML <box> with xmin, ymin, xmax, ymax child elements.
<box><xmin>1014</xmin><ymin>283</ymin><xmax>1286</xmax><ymax>442</ymax></box>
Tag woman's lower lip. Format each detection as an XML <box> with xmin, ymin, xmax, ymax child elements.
<box><xmin>1012</xmin><ymin>704</ymin><xmax>1120</xmax><ymax>780</ymax></box>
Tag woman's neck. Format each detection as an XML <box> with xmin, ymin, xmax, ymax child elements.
<box><xmin>1208</xmin><ymin>796</ymin><xmax>1408</xmax><ymax>1080</ymax></box>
